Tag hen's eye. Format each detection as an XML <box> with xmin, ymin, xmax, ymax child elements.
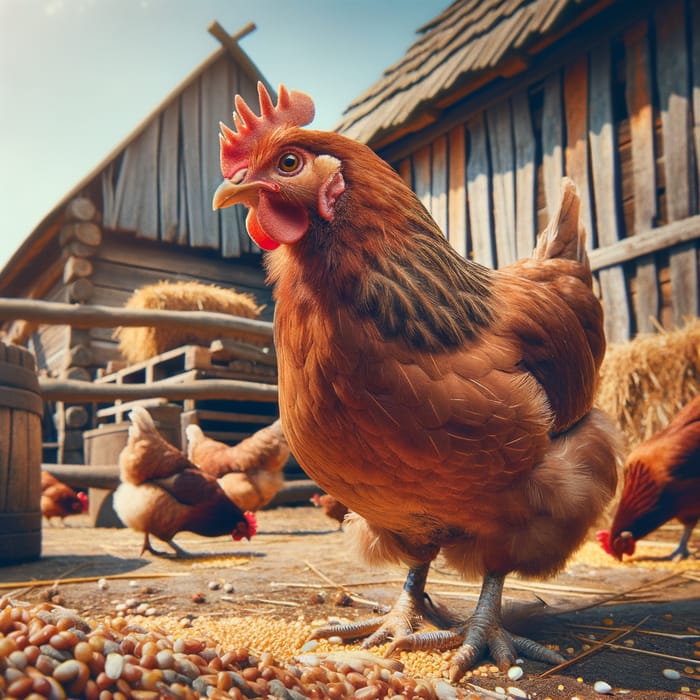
<box><xmin>278</xmin><ymin>152</ymin><xmax>301</xmax><ymax>174</ymax></box>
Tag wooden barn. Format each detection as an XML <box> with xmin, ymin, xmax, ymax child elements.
<box><xmin>336</xmin><ymin>0</ymin><xmax>700</xmax><ymax>344</ymax></box>
<box><xmin>0</xmin><ymin>25</ymin><xmax>278</xmax><ymax>464</ymax></box>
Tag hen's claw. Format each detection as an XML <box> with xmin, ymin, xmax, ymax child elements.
<box><xmin>309</xmin><ymin>563</ymin><xmax>446</xmax><ymax>646</ymax></box>
<box><xmin>446</xmin><ymin>572</ymin><xmax>564</xmax><ymax>681</ymax></box>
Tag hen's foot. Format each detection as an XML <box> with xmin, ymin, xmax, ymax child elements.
<box><xmin>444</xmin><ymin>573</ymin><xmax>563</xmax><ymax>681</ymax></box>
<box><xmin>310</xmin><ymin>564</ymin><xmax>454</xmax><ymax>647</ymax></box>
<box><xmin>140</xmin><ymin>533</ymin><xmax>192</xmax><ymax>558</ymax></box>
<box><xmin>656</xmin><ymin>525</ymin><xmax>696</xmax><ymax>560</ymax></box>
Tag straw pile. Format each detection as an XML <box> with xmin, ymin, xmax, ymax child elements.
<box><xmin>595</xmin><ymin>318</ymin><xmax>700</xmax><ymax>449</ymax></box>
<box><xmin>114</xmin><ymin>281</ymin><xmax>265</xmax><ymax>364</ymax></box>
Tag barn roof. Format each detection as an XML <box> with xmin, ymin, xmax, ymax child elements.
<box><xmin>336</xmin><ymin>0</ymin><xmax>604</xmax><ymax>148</ymax></box>
<box><xmin>0</xmin><ymin>24</ymin><xmax>269</xmax><ymax>292</ymax></box>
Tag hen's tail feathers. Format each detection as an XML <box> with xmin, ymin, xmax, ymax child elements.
<box><xmin>128</xmin><ymin>406</ymin><xmax>158</xmax><ymax>439</ymax></box>
<box><xmin>532</xmin><ymin>178</ymin><xmax>587</xmax><ymax>265</ymax></box>
<box><xmin>185</xmin><ymin>424</ymin><xmax>205</xmax><ymax>458</ymax></box>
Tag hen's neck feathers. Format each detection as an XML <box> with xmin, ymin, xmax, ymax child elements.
<box><xmin>611</xmin><ymin>459</ymin><xmax>667</xmax><ymax>538</ymax></box>
<box><xmin>265</xmin><ymin>130</ymin><xmax>495</xmax><ymax>351</ymax></box>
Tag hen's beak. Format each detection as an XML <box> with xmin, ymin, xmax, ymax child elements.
<box><xmin>212</xmin><ymin>180</ymin><xmax>258</xmax><ymax>210</ymax></box>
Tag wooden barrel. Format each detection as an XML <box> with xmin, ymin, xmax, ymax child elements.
<box><xmin>0</xmin><ymin>342</ymin><xmax>43</xmax><ymax>565</ymax></box>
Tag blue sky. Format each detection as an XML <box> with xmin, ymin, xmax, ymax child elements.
<box><xmin>0</xmin><ymin>0</ymin><xmax>446</xmax><ymax>270</ymax></box>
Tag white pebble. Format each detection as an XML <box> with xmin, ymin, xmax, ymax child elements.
<box><xmin>145</xmin><ymin>607</ymin><xmax>157</xmax><ymax>616</ymax></box>
<box><xmin>662</xmin><ymin>668</ymin><xmax>681</xmax><ymax>680</ymax></box>
<box><xmin>434</xmin><ymin>680</ymin><xmax>458</xmax><ymax>699</ymax></box>
<box><xmin>97</xmin><ymin>578</ymin><xmax>109</xmax><ymax>590</ymax></box>
<box><xmin>594</xmin><ymin>680</ymin><xmax>613</xmax><ymax>694</ymax></box>
<box><xmin>208</xmin><ymin>581</ymin><xmax>221</xmax><ymax>590</ymax></box>
<box><xmin>300</xmin><ymin>640</ymin><xmax>318</xmax><ymax>652</ymax></box>
<box><xmin>507</xmin><ymin>666</ymin><xmax>524</xmax><ymax>680</ymax></box>
<box><xmin>128</xmin><ymin>580</ymin><xmax>139</xmax><ymax>588</ymax></box>
<box><xmin>135</xmin><ymin>603</ymin><xmax>149</xmax><ymax>614</ymax></box>
<box><xmin>114</xmin><ymin>603</ymin><xmax>127</xmax><ymax>612</ymax></box>
<box><xmin>223</xmin><ymin>582</ymin><xmax>235</xmax><ymax>593</ymax></box>
<box><xmin>507</xmin><ymin>688</ymin><xmax>528</xmax><ymax>699</ymax></box>
<box><xmin>327</xmin><ymin>635</ymin><xmax>343</xmax><ymax>645</ymax></box>
<box><xmin>125</xmin><ymin>598</ymin><xmax>138</xmax><ymax>608</ymax></box>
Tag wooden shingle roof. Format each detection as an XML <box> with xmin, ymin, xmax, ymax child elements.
<box><xmin>336</xmin><ymin>0</ymin><xmax>601</xmax><ymax>147</ymax></box>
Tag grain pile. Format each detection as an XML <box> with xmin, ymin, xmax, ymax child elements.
<box><xmin>0</xmin><ymin>598</ymin><xmax>492</xmax><ymax>699</ymax></box>
<box><xmin>114</xmin><ymin>281</ymin><xmax>265</xmax><ymax>364</ymax></box>
<box><xmin>596</xmin><ymin>318</ymin><xmax>700</xmax><ymax>448</ymax></box>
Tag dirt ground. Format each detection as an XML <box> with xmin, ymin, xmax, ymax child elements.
<box><xmin>1</xmin><ymin>505</ymin><xmax>699</xmax><ymax>700</ymax></box>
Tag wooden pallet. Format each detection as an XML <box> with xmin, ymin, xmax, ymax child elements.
<box><xmin>96</xmin><ymin>341</ymin><xmax>277</xmax><ymax>386</ymax></box>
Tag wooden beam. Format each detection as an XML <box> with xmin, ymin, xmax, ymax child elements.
<box><xmin>42</xmin><ymin>464</ymin><xmax>317</xmax><ymax>506</ymax></box>
<box><xmin>208</xmin><ymin>21</ymin><xmax>274</xmax><ymax>95</ymax></box>
<box><xmin>0</xmin><ymin>298</ymin><xmax>273</xmax><ymax>344</ymax></box>
<box><xmin>38</xmin><ymin>377</ymin><xmax>278</xmax><ymax>403</ymax></box>
<box><xmin>588</xmin><ymin>214</ymin><xmax>700</xmax><ymax>271</ymax></box>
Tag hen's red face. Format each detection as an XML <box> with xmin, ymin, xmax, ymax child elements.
<box><xmin>232</xmin><ymin>511</ymin><xmax>258</xmax><ymax>541</ymax></box>
<box><xmin>596</xmin><ymin>529</ymin><xmax>636</xmax><ymax>560</ymax></box>
<box><xmin>77</xmin><ymin>491</ymin><xmax>89</xmax><ymax>513</ymax></box>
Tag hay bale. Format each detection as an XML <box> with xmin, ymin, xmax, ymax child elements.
<box><xmin>596</xmin><ymin>318</ymin><xmax>700</xmax><ymax>448</ymax></box>
<box><xmin>114</xmin><ymin>281</ymin><xmax>265</xmax><ymax>364</ymax></box>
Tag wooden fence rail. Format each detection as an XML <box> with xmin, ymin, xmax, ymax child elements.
<box><xmin>0</xmin><ymin>298</ymin><xmax>274</xmax><ymax>345</ymax></box>
<box><xmin>38</xmin><ymin>377</ymin><xmax>278</xmax><ymax>403</ymax></box>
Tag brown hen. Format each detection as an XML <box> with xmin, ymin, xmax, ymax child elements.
<box><xmin>114</xmin><ymin>407</ymin><xmax>256</xmax><ymax>557</ymax></box>
<box><xmin>212</xmin><ymin>84</ymin><xmax>620</xmax><ymax>679</ymax></box>
<box><xmin>186</xmin><ymin>419</ymin><xmax>289</xmax><ymax>511</ymax></box>
<box><xmin>599</xmin><ymin>393</ymin><xmax>700</xmax><ymax>561</ymax></box>
<box><xmin>41</xmin><ymin>471</ymin><xmax>88</xmax><ymax>524</ymax></box>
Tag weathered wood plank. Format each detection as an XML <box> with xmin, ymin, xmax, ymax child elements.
<box><xmin>109</xmin><ymin>119</ymin><xmax>160</xmax><ymax>239</ymax></box>
<box><xmin>431</xmin><ymin>135</ymin><xmax>448</xmax><ymax>237</ymax></box>
<box><xmin>541</xmin><ymin>71</ymin><xmax>564</xmax><ymax>220</ymax></box>
<box><xmin>201</xmin><ymin>58</ymin><xmax>230</xmax><ymax>252</ymax></box>
<box><xmin>624</xmin><ymin>22</ymin><xmax>659</xmax><ymax>333</ymax></box>
<box><xmin>447</xmin><ymin>125</ymin><xmax>467</xmax><ymax>257</ymax></box>
<box><xmin>512</xmin><ymin>90</ymin><xmax>536</xmax><ymax>258</ymax></box>
<box><xmin>589</xmin><ymin>43</ymin><xmax>631</xmax><ymax>343</ymax></box>
<box><xmin>223</xmin><ymin>67</ymin><xmax>253</xmax><ymax>257</ymax></box>
<box><xmin>693</xmin><ymin>0</ymin><xmax>700</xmax><ymax>197</ymax></box>
<box><xmin>487</xmin><ymin>102</ymin><xmax>517</xmax><ymax>266</ymax></box>
<box><xmin>590</xmin><ymin>214</ymin><xmax>699</xmax><ymax>270</ymax></box>
<box><xmin>466</xmin><ymin>113</ymin><xmax>495</xmax><ymax>268</ymax></box>
<box><xmin>656</xmin><ymin>1</ymin><xmax>699</xmax><ymax>325</ymax></box>
<box><xmin>97</xmin><ymin>236</ymin><xmax>267</xmax><ymax>290</ymax></box>
<box><xmin>180</xmin><ymin>80</ymin><xmax>208</xmax><ymax>248</ymax></box>
<box><xmin>158</xmin><ymin>100</ymin><xmax>181</xmax><ymax>244</ymax></box>
<box><xmin>563</xmin><ymin>56</ymin><xmax>594</xmax><ymax>249</ymax></box>
<box><xmin>413</xmin><ymin>144</ymin><xmax>432</xmax><ymax>213</ymax></box>
<box><xmin>397</xmin><ymin>159</ymin><xmax>412</xmax><ymax>188</ymax></box>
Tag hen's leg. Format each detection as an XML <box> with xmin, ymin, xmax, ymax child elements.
<box><xmin>658</xmin><ymin>522</ymin><xmax>696</xmax><ymax>560</ymax></box>
<box><xmin>448</xmin><ymin>572</ymin><xmax>563</xmax><ymax>680</ymax></box>
<box><xmin>310</xmin><ymin>563</ymin><xmax>459</xmax><ymax>646</ymax></box>
<box><xmin>140</xmin><ymin>532</ymin><xmax>190</xmax><ymax>558</ymax></box>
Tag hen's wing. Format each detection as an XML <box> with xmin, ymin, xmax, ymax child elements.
<box><xmin>119</xmin><ymin>407</ymin><xmax>191</xmax><ymax>484</ymax></box>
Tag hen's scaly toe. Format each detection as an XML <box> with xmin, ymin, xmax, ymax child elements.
<box><xmin>448</xmin><ymin>627</ymin><xmax>564</xmax><ymax>681</ymax></box>
<box><xmin>309</xmin><ymin>616</ymin><xmax>386</xmax><ymax>642</ymax></box>
<box><xmin>386</xmin><ymin>630</ymin><xmax>464</xmax><ymax>656</ymax></box>
<box><xmin>309</xmin><ymin>564</ymin><xmax>448</xmax><ymax>649</ymax></box>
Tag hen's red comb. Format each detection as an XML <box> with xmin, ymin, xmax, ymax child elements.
<box><xmin>219</xmin><ymin>82</ymin><xmax>315</xmax><ymax>178</ymax></box>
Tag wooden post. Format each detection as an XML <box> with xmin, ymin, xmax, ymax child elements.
<box><xmin>56</xmin><ymin>197</ymin><xmax>102</xmax><ymax>463</ymax></box>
